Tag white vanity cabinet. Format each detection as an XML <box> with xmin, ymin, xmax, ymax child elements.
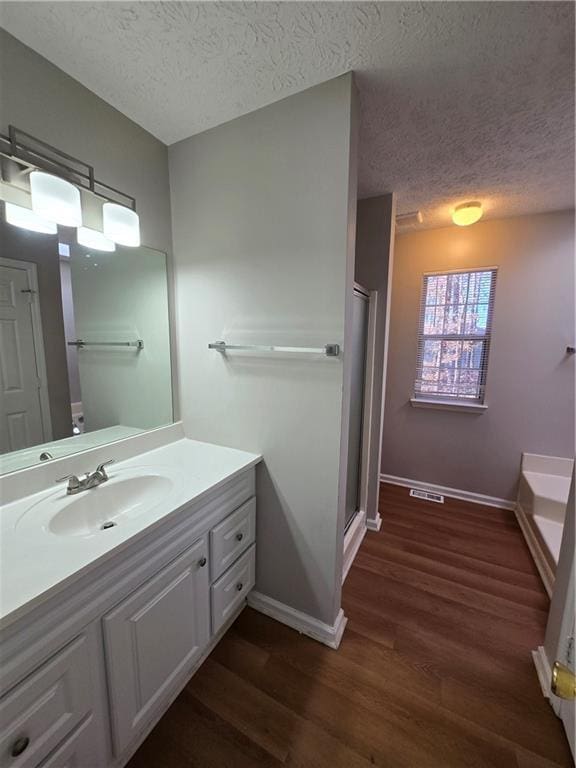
<box><xmin>0</xmin><ymin>465</ymin><xmax>257</xmax><ymax>768</ymax></box>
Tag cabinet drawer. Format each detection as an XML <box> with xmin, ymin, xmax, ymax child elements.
<box><xmin>38</xmin><ymin>715</ymin><xmax>102</xmax><ymax>768</ymax></box>
<box><xmin>211</xmin><ymin>544</ymin><xmax>255</xmax><ymax>635</ymax></box>
<box><xmin>210</xmin><ymin>497</ymin><xmax>256</xmax><ymax>581</ymax></box>
<box><xmin>0</xmin><ymin>635</ymin><xmax>92</xmax><ymax>768</ymax></box>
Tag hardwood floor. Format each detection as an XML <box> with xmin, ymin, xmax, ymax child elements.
<box><xmin>127</xmin><ymin>483</ymin><xmax>573</xmax><ymax>768</ymax></box>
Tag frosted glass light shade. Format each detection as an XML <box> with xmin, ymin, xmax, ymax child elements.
<box><xmin>30</xmin><ymin>171</ymin><xmax>82</xmax><ymax>227</ymax></box>
<box><xmin>452</xmin><ymin>202</ymin><xmax>483</xmax><ymax>227</ymax></box>
<box><xmin>5</xmin><ymin>202</ymin><xmax>58</xmax><ymax>234</ymax></box>
<box><xmin>102</xmin><ymin>203</ymin><xmax>140</xmax><ymax>247</ymax></box>
<box><xmin>77</xmin><ymin>226</ymin><xmax>116</xmax><ymax>252</ymax></box>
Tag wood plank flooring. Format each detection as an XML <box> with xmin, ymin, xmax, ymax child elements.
<box><xmin>128</xmin><ymin>483</ymin><xmax>573</xmax><ymax>768</ymax></box>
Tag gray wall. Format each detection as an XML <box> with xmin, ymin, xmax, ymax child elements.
<box><xmin>382</xmin><ymin>210</ymin><xmax>575</xmax><ymax>501</ymax></box>
<box><xmin>169</xmin><ymin>75</ymin><xmax>357</xmax><ymax>626</ymax></box>
<box><xmin>354</xmin><ymin>193</ymin><xmax>395</xmax><ymax>524</ymax></box>
<box><xmin>0</xmin><ymin>221</ymin><xmax>71</xmax><ymax>441</ymax></box>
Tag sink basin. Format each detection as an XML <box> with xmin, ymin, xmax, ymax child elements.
<box><xmin>16</xmin><ymin>469</ymin><xmax>179</xmax><ymax>538</ymax></box>
<box><xmin>49</xmin><ymin>475</ymin><xmax>174</xmax><ymax>536</ymax></box>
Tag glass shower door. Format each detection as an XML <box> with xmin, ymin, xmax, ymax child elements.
<box><xmin>345</xmin><ymin>287</ymin><xmax>369</xmax><ymax>530</ymax></box>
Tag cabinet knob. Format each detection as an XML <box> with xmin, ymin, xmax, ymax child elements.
<box><xmin>11</xmin><ymin>736</ymin><xmax>30</xmax><ymax>757</ymax></box>
<box><xmin>199</xmin><ymin>557</ymin><xmax>207</xmax><ymax>568</ymax></box>
<box><xmin>236</xmin><ymin>582</ymin><xmax>243</xmax><ymax>591</ymax></box>
<box><xmin>235</xmin><ymin>532</ymin><xmax>244</xmax><ymax>542</ymax></box>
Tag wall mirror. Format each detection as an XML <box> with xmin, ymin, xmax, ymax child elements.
<box><xmin>0</xmin><ymin>217</ymin><xmax>173</xmax><ymax>474</ymax></box>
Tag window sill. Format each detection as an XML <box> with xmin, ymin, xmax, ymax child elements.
<box><xmin>410</xmin><ymin>397</ymin><xmax>488</xmax><ymax>413</ymax></box>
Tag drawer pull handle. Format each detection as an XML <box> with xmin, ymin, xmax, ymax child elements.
<box><xmin>236</xmin><ymin>532</ymin><xmax>244</xmax><ymax>542</ymax></box>
<box><xmin>11</xmin><ymin>736</ymin><xmax>30</xmax><ymax>757</ymax></box>
<box><xmin>236</xmin><ymin>582</ymin><xmax>243</xmax><ymax>591</ymax></box>
<box><xmin>199</xmin><ymin>557</ymin><xmax>207</xmax><ymax>568</ymax></box>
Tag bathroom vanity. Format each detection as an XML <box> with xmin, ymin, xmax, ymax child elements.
<box><xmin>0</xmin><ymin>437</ymin><xmax>260</xmax><ymax>767</ymax></box>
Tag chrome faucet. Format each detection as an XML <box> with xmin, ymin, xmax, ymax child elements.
<box><xmin>57</xmin><ymin>460</ymin><xmax>115</xmax><ymax>495</ymax></box>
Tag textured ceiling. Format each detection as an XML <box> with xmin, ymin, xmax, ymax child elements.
<box><xmin>1</xmin><ymin>2</ymin><xmax>574</xmax><ymax>229</ymax></box>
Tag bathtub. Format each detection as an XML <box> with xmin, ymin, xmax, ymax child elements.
<box><xmin>516</xmin><ymin>453</ymin><xmax>574</xmax><ymax>596</ymax></box>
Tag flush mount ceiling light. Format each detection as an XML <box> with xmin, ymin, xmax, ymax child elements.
<box><xmin>452</xmin><ymin>201</ymin><xmax>483</xmax><ymax>227</ymax></box>
<box><xmin>5</xmin><ymin>202</ymin><xmax>58</xmax><ymax>234</ymax></box>
<box><xmin>102</xmin><ymin>203</ymin><xmax>140</xmax><ymax>247</ymax></box>
<box><xmin>30</xmin><ymin>170</ymin><xmax>82</xmax><ymax>227</ymax></box>
<box><xmin>77</xmin><ymin>225</ymin><xmax>116</xmax><ymax>252</ymax></box>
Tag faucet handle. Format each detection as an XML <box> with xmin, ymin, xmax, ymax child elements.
<box><xmin>95</xmin><ymin>459</ymin><xmax>115</xmax><ymax>480</ymax></box>
<box><xmin>56</xmin><ymin>473</ymin><xmax>79</xmax><ymax>484</ymax></box>
<box><xmin>56</xmin><ymin>474</ymin><xmax>81</xmax><ymax>492</ymax></box>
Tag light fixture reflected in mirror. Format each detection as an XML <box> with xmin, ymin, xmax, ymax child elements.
<box><xmin>5</xmin><ymin>202</ymin><xmax>58</xmax><ymax>234</ymax></box>
<box><xmin>77</xmin><ymin>226</ymin><xmax>116</xmax><ymax>252</ymax></box>
<box><xmin>452</xmin><ymin>201</ymin><xmax>483</xmax><ymax>227</ymax></box>
<box><xmin>103</xmin><ymin>203</ymin><xmax>140</xmax><ymax>247</ymax></box>
<box><xmin>30</xmin><ymin>171</ymin><xmax>82</xmax><ymax>227</ymax></box>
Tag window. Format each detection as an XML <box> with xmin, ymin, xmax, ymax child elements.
<box><xmin>414</xmin><ymin>268</ymin><xmax>497</xmax><ymax>404</ymax></box>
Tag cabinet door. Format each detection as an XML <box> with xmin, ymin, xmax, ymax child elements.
<box><xmin>103</xmin><ymin>537</ymin><xmax>210</xmax><ymax>756</ymax></box>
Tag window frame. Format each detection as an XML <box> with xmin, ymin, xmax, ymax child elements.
<box><xmin>413</xmin><ymin>266</ymin><xmax>498</xmax><ymax>407</ymax></box>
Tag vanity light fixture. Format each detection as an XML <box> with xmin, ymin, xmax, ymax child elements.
<box><xmin>103</xmin><ymin>203</ymin><xmax>141</xmax><ymax>247</ymax></box>
<box><xmin>30</xmin><ymin>171</ymin><xmax>82</xmax><ymax>227</ymax></box>
<box><xmin>0</xmin><ymin>126</ymin><xmax>140</xmax><ymax>242</ymax></box>
<box><xmin>5</xmin><ymin>202</ymin><xmax>57</xmax><ymax>234</ymax></box>
<box><xmin>77</xmin><ymin>225</ymin><xmax>116</xmax><ymax>252</ymax></box>
<box><xmin>452</xmin><ymin>201</ymin><xmax>483</xmax><ymax>227</ymax></box>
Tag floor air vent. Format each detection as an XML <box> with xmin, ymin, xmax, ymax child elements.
<box><xmin>410</xmin><ymin>489</ymin><xmax>445</xmax><ymax>504</ymax></box>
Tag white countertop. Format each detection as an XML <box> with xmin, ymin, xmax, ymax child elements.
<box><xmin>0</xmin><ymin>438</ymin><xmax>260</xmax><ymax>630</ymax></box>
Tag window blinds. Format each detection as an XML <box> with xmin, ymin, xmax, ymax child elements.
<box><xmin>414</xmin><ymin>268</ymin><xmax>497</xmax><ymax>403</ymax></box>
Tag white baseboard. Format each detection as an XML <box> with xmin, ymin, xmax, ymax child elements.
<box><xmin>379</xmin><ymin>473</ymin><xmax>516</xmax><ymax>511</ymax></box>
<box><xmin>532</xmin><ymin>646</ymin><xmax>563</xmax><ymax>717</ymax></box>
<box><xmin>343</xmin><ymin>510</ymin><xmax>367</xmax><ymax>583</ymax></box>
<box><xmin>366</xmin><ymin>513</ymin><xmax>382</xmax><ymax>532</ymax></box>
<box><xmin>515</xmin><ymin>503</ymin><xmax>554</xmax><ymax>598</ymax></box>
<box><xmin>532</xmin><ymin>645</ymin><xmax>552</xmax><ymax>699</ymax></box>
<box><xmin>247</xmin><ymin>591</ymin><xmax>348</xmax><ymax>650</ymax></box>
